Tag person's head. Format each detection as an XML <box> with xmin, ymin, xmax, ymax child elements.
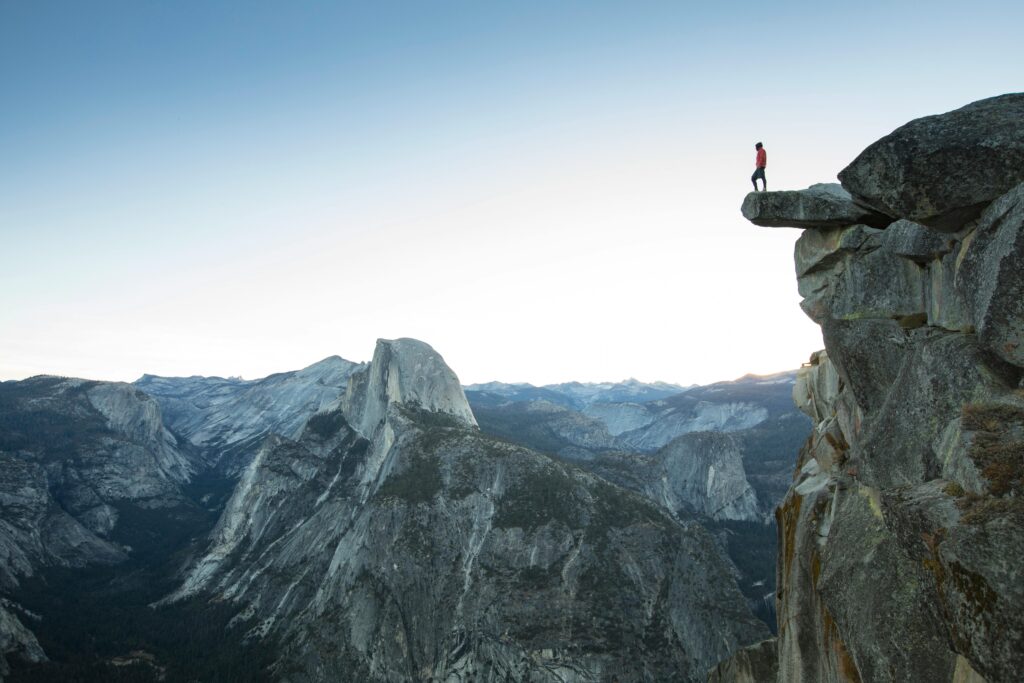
<box><xmin>755</xmin><ymin>142</ymin><xmax>763</xmax><ymax>150</ymax></box>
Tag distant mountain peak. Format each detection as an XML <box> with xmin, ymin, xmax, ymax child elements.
<box><xmin>342</xmin><ymin>338</ymin><xmax>477</xmax><ymax>439</ymax></box>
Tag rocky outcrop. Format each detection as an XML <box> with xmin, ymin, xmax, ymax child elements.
<box><xmin>0</xmin><ymin>376</ymin><xmax>201</xmax><ymax>674</ymax></box>
<box><xmin>653</xmin><ymin>432</ymin><xmax>761</xmax><ymax>521</ymax></box>
<box><xmin>341</xmin><ymin>338</ymin><xmax>477</xmax><ymax>438</ymax></box>
<box><xmin>959</xmin><ymin>183</ymin><xmax>1024</xmax><ymax>368</ymax></box>
<box><xmin>741</xmin><ymin>183</ymin><xmax>890</xmax><ymax>229</ymax></box>
<box><xmin>0</xmin><ymin>377</ymin><xmax>194</xmax><ymax>590</ymax></box>
<box><xmin>0</xmin><ymin>602</ymin><xmax>45</xmax><ymax>678</ymax></box>
<box><xmin>171</xmin><ymin>339</ymin><xmax>768</xmax><ymax>681</ymax></box>
<box><xmin>725</xmin><ymin>94</ymin><xmax>1024</xmax><ymax>683</ymax></box>
<box><xmin>707</xmin><ymin>637</ymin><xmax>778</xmax><ymax>683</ymax></box>
<box><xmin>591</xmin><ymin>433</ymin><xmax>761</xmax><ymax>522</ymax></box>
<box><xmin>136</xmin><ymin>355</ymin><xmax>360</xmax><ymax>473</ymax></box>
<box><xmin>0</xmin><ymin>450</ymin><xmax>126</xmax><ymax>591</ymax></box>
<box><xmin>838</xmin><ymin>93</ymin><xmax>1024</xmax><ymax>231</ymax></box>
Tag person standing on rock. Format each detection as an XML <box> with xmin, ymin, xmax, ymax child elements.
<box><xmin>751</xmin><ymin>142</ymin><xmax>767</xmax><ymax>191</ymax></box>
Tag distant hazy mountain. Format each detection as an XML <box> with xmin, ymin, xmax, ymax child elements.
<box><xmin>135</xmin><ymin>356</ymin><xmax>361</xmax><ymax>474</ymax></box>
<box><xmin>467</xmin><ymin>372</ymin><xmax>808</xmax><ymax>519</ymax></box>
<box><xmin>465</xmin><ymin>377</ymin><xmax>690</xmax><ymax>410</ymax></box>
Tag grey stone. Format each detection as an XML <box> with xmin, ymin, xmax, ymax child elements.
<box><xmin>825</xmin><ymin>321</ymin><xmax>1017</xmax><ymax>489</ymax></box>
<box><xmin>741</xmin><ymin>183</ymin><xmax>891</xmax><ymax>229</ymax></box>
<box><xmin>958</xmin><ymin>182</ymin><xmax>1024</xmax><ymax>368</ymax></box>
<box><xmin>341</xmin><ymin>337</ymin><xmax>478</xmax><ymax>439</ymax></box>
<box><xmin>707</xmin><ymin>637</ymin><xmax>778</xmax><ymax>683</ymax></box>
<box><xmin>838</xmin><ymin>93</ymin><xmax>1024</xmax><ymax>231</ymax></box>
<box><xmin>170</xmin><ymin>339</ymin><xmax>769</xmax><ymax>682</ymax></box>
<box><xmin>796</xmin><ymin>225</ymin><xmax>926</xmax><ymax>324</ymax></box>
<box><xmin>653</xmin><ymin>432</ymin><xmax>761</xmax><ymax>521</ymax></box>
<box><xmin>925</xmin><ymin>241</ymin><xmax>973</xmax><ymax>332</ymax></box>
<box><xmin>881</xmin><ymin>219</ymin><xmax>954</xmax><ymax>262</ymax></box>
<box><xmin>794</xmin><ymin>224</ymin><xmax>877</xmax><ymax>278</ymax></box>
<box><xmin>813</xmin><ymin>482</ymin><xmax>958</xmax><ymax>683</ymax></box>
<box><xmin>136</xmin><ymin>355</ymin><xmax>361</xmax><ymax>474</ymax></box>
<box><xmin>0</xmin><ymin>377</ymin><xmax>195</xmax><ymax>590</ymax></box>
<box><xmin>793</xmin><ymin>350</ymin><xmax>840</xmax><ymax>424</ymax></box>
<box><xmin>937</xmin><ymin>509</ymin><xmax>1024</xmax><ymax>682</ymax></box>
<box><xmin>740</xmin><ymin>94</ymin><xmax>1024</xmax><ymax>683</ymax></box>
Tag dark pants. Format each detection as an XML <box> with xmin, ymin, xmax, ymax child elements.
<box><xmin>751</xmin><ymin>166</ymin><xmax>766</xmax><ymax>191</ymax></box>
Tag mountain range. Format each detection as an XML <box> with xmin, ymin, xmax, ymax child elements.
<box><xmin>0</xmin><ymin>341</ymin><xmax>793</xmax><ymax>681</ymax></box>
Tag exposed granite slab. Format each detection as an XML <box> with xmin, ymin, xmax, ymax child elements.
<box><xmin>741</xmin><ymin>183</ymin><xmax>891</xmax><ymax>229</ymax></box>
<box><xmin>839</xmin><ymin>92</ymin><xmax>1024</xmax><ymax>232</ymax></box>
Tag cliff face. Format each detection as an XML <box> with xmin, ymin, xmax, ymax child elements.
<box><xmin>136</xmin><ymin>355</ymin><xmax>361</xmax><ymax>474</ymax></box>
<box><xmin>171</xmin><ymin>338</ymin><xmax>768</xmax><ymax>682</ymax></box>
<box><xmin>0</xmin><ymin>377</ymin><xmax>194</xmax><ymax>587</ymax></box>
<box><xmin>0</xmin><ymin>376</ymin><xmax>197</xmax><ymax>674</ymax></box>
<box><xmin>723</xmin><ymin>93</ymin><xmax>1024</xmax><ymax>682</ymax></box>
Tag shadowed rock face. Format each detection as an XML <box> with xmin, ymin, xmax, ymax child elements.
<box><xmin>959</xmin><ymin>183</ymin><xmax>1024</xmax><ymax>368</ymax></box>
<box><xmin>721</xmin><ymin>94</ymin><xmax>1024</xmax><ymax>683</ymax></box>
<box><xmin>171</xmin><ymin>339</ymin><xmax>769</xmax><ymax>682</ymax></box>
<box><xmin>0</xmin><ymin>602</ymin><xmax>46</xmax><ymax>677</ymax></box>
<box><xmin>0</xmin><ymin>378</ymin><xmax>193</xmax><ymax>587</ymax></box>
<box><xmin>0</xmin><ymin>376</ymin><xmax>196</xmax><ymax>675</ymax></box>
<box><xmin>838</xmin><ymin>92</ymin><xmax>1024</xmax><ymax>231</ymax></box>
<box><xmin>741</xmin><ymin>183</ymin><xmax>891</xmax><ymax>229</ymax></box>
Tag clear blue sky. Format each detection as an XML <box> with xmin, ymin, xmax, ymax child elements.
<box><xmin>2</xmin><ymin>1</ymin><xmax>1022</xmax><ymax>385</ymax></box>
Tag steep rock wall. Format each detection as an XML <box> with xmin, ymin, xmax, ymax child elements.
<box><xmin>716</xmin><ymin>93</ymin><xmax>1024</xmax><ymax>683</ymax></box>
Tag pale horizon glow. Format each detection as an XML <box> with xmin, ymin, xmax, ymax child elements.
<box><xmin>2</xmin><ymin>2</ymin><xmax>1023</xmax><ymax>387</ymax></box>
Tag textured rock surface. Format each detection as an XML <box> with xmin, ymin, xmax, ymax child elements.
<box><xmin>0</xmin><ymin>376</ymin><xmax>201</xmax><ymax>671</ymax></box>
<box><xmin>580</xmin><ymin>432</ymin><xmax>763</xmax><ymax>523</ymax></box>
<box><xmin>795</xmin><ymin>224</ymin><xmax>928</xmax><ymax>325</ymax></box>
<box><xmin>0</xmin><ymin>377</ymin><xmax>193</xmax><ymax>589</ymax></box>
<box><xmin>707</xmin><ymin>637</ymin><xmax>778</xmax><ymax>683</ymax></box>
<box><xmin>838</xmin><ymin>93</ymin><xmax>1024</xmax><ymax>231</ymax></box>
<box><xmin>958</xmin><ymin>182</ymin><xmax>1024</xmax><ymax>368</ymax></box>
<box><xmin>341</xmin><ymin>338</ymin><xmax>477</xmax><ymax>437</ymax></box>
<box><xmin>171</xmin><ymin>339</ymin><xmax>769</xmax><ymax>681</ymax></box>
<box><xmin>729</xmin><ymin>94</ymin><xmax>1024</xmax><ymax>683</ymax></box>
<box><xmin>136</xmin><ymin>355</ymin><xmax>360</xmax><ymax>473</ymax></box>
<box><xmin>655</xmin><ymin>432</ymin><xmax>761</xmax><ymax>521</ymax></box>
<box><xmin>742</xmin><ymin>183</ymin><xmax>891</xmax><ymax>229</ymax></box>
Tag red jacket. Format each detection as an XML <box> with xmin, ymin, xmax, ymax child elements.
<box><xmin>756</xmin><ymin>148</ymin><xmax>767</xmax><ymax>168</ymax></box>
